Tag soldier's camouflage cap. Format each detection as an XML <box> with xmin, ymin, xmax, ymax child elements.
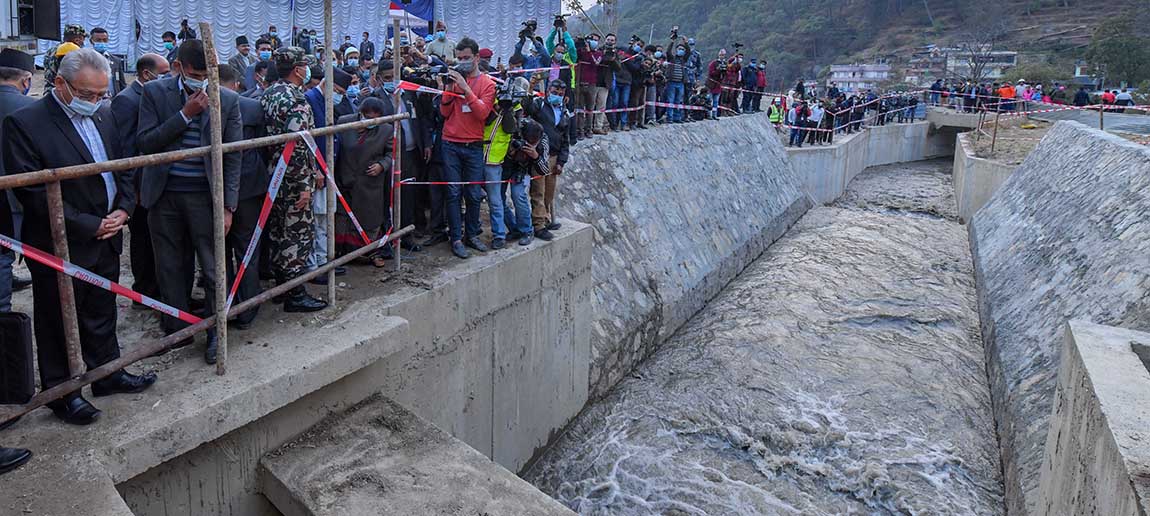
<box><xmin>64</xmin><ymin>24</ymin><xmax>86</xmax><ymax>38</ymax></box>
<box><xmin>273</xmin><ymin>46</ymin><xmax>309</xmax><ymax>67</ymax></box>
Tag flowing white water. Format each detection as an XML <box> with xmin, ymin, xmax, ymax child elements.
<box><xmin>526</xmin><ymin>159</ymin><xmax>1004</xmax><ymax>515</ymax></box>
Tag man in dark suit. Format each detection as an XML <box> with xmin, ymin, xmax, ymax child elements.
<box><xmin>0</xmin><ymin>49</ymin><xmax>36</xmax><ymax>312</ymax></box>
<box><xmin>90</xmin><ymin>27</ymin><xmax>126</xmax><ymax>98</ymax></box>
<box><xmin>2</xmin><ymin>48</ymin><xmax>157</xmax><ymax>425</ymax></box>
<box><xmin>136</xmin><ymin>40</ymin><xmax>242</xmax><ymax>364</ymax></box>
<box><xmin>371</xmin><ymin>61</ymin><xmax>430</xmax><ymax>253</ymax></box>
<box><xmin>218</xmin><ymin>64</ymin><xmax>266</xmax><ymax>328</ymax></box>
<box><xmin>523</xmin><ymin>79</ymin><xmax>577</xmax><ymax>241</ymax></box>
<box><xmin>359</xmin><ymin>32</ymin><xmax>375</xmax><ymax>62</ymax></box>
<box><xmin>111</xmin><ymin>53</ymin><xmax>169</xmax><ymax>308</ymax></box>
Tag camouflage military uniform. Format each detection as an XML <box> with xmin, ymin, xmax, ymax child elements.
<box><xmin>42</xmin><ymin>24</ymin><xmax>87</xmax><ymax>94</ymax></box>
<box><xmin>261</xmin><ymin>47</ymin><xmax>318</xmax><ymax>282</ymax></box>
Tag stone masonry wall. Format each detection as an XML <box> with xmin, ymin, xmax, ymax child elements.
<box><xmin>556</xmin><ymin>114</ymin><xmax>811</xmax><ymax>399</ymax></box>
<box><xmin>969</xmin><ymin>121</ymin><xmax>1150</xmax><ymax>515</ymax></box>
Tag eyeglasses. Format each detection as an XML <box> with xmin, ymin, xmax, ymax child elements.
<box><xmin>63</xmin><ymin>79</ymin><xmax>106</xmax><ymax>103</ymax></box>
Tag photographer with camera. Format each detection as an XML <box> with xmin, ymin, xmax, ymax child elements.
<box><xmin>501</xmin><ymin>119</ymin><xmax>548</xmax><ymax>247</ymax></box>
<box><xmin>719</xmin><ymin>48</ymin><xmax>743</xmax><ymax>115</ymax></box>
<box><xmin>663</xmin><ymin>37</ymin><xmax>690</xmax><ymax>124</ymax></box>
<box><xmin>575</xmin><ymin>33</ymin><xmax>603</xmax><ymax>139</ymax></box>
<box><xmin>515</xmin><ymin>19</ymin><xmax>551</xmax><ymax>72</ymax></box>
<box><xmin>439</xmin><ymin>37</ymin><xmax>496</xmax><ymax>259</ymax></box>
<box><xmin>609</xmin><ymin>36</ymin><xmax>641</xmax><ymax>131</ymax></box>
<box><xmin>705</xmin><ymin>48</ymin><xmax>727</xmax><ymax>119</ymax></box>
<box><xmin>478</xmin><ymin>77</ymin><xmax>530</xmax><ymax>250</ymax></box>
<box><xmin>523</xmin><ymin>79</ymin><xmax>575</xmax><ymax>241</ymax></box>
<box><xmin>546</xmin><ymin>15</ymin><xmax>577</xmax><ymax>66</ymax></box>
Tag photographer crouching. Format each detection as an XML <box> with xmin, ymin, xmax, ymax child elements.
<box><xmin>440</xmin><ymin>37</ymin><xmax>497</xmax><ymax>259</ymax></box>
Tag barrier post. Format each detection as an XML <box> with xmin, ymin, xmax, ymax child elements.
<box><xmin>324</xmin><ymin>0</ymin><xmax>337</xmax><ymax>304</ymax></box>
<box><xmin>991</xmin><ymin>110</ymin><xmax>1001</xmax><ymax>156</ymax></box>
<box><xmin>392</xmin><ymin>18</ymin><xmax>403</xmax><ymax>271</ymax></box>
<box><xmin>1099</xmin><ymin>105</ymin><xmax>1105</xmax><ymax>131</ymax></box>
<box><xmin>200</xmin><ymin>22</ymin><xmax>228</xmax><ymax>375</ymax></box>
<box><xmin>45</xmin><ymin>182</ymin><xmax>84</xmax><ymax>378</ymax></box>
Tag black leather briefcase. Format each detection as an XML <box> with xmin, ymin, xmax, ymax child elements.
<box><xmin>0</xmin><ymin>312</ymin><xmax>34</xmax><ymax>405</ymax></box>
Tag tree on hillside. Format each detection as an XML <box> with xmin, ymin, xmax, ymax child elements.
<box><xmin>1086</xmin><ymin>18</ymin><xmax>1150</xmax><ymax>85</ymax></box>
<box><xmin>951</xmin><ymin>0</ymin><xmax>1013</xmax><ymax>82</ymax></box>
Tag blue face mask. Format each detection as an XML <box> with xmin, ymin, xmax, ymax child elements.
<box><xmin>382</xmin><ymin>81</ymin><xmax>397</xmax><ymax>93</ymax></box>
<box><xmin>302</xmin><ymin>65</ymin><xmax>312</xmax><ymax>84</ymax></box>
<box><xmin>184</xmin><ymin>77</ymin><xmax>206</xmax><ymax>91</ymax></box>
<box><xmin>548</xmin><ymin>93</ymin><xmax>563</xmax><ymax>106</ymax></box>
<box><xmin>259</xmin><ymin>50</ymin><xmax>272</xmax><ymax>60</ymax></box>
<box><xmin>588</xmin><ymin>40</ymin><xmax>599</xmax><ymax>50</ymax></box>
<box><xmin>676</xmin><ymin>49</ymin><xmax>685</xmax><ymax>57</ymax></box>
<box><xmin>347</xmin><ymin>58</ymin><xmax>358</xmax><ymax>67</ymax></box>
<box><xmin>163</xmin><ymin>41</ymin><xmax>175</xmax><ymax>51</ymax></box>
<box><xmin>654</xmin><ymin>51</ymin><xmax>664</xmax><ymax>59</ymax></box>
<box><xmin>633</xmin><ymin>45</ymin><xmax>641</xmax><ymax>53</ymax></box>
<box><xmin>332</xmin><ymin>92</ymin><xmax>344</xmax><ymax>104</ymax></box>
<box><xmin>93</xmin><ymin>42</ymin><xmax>108</xmax><ymax>53</ymax></box>
<box><xmin>435</xmin><ymin>31</ymin><xmax>446</xmax><ymax>41</ymax></box>
<box><xmin>269</xmin><ymin>31</ymin><xmax>278</xmax><ymax>37</ymax></box>
<box><xmin>63</xmin><ymin>82</ymin><xmax>99</xmax><ymax>117</ymax></box>
<box><xmin>347</xmin><ymin>85</ymin><xmax>361</xmax><ymax>97</ymax></box>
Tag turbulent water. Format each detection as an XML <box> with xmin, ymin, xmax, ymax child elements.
<box><xmin>526</xmin><ymin>160</ymin><xmax>1004</xmax><ymax>515</ymax></box>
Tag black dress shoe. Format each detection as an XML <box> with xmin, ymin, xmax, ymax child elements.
<box><xmin>92</xmin><ymin>370</ymin><xmax>157</xmax><ymax>397</ymax></box>
<box><xmin>546</xmin><ymin>221</ymin><xmax>562</xmax><ymax>231</ymax></box>
<box><xmin>421</xmin><ymin>232</ymin><xmax>449</xmax><ymax>247</ymax></box>
<box><xmin>10</xmin><ymin>276</ymin><xmax>31</xmax><ymax>292</ymax></box>
<box><xmin>284</xmin><ymin>288</ymin><xmax>327</xmax><ymax>313</ymax></box>
<box><xmin>204</xmin><ymin>333</ymin><xmax>218</xmax><ymax>365</ymax></box>
<box><xmin>46</xmin><ymin>395</ymin><xmax>100</xmax><ymax>425</ymax></box>
<box><xmin>0</xmin><ymin>447</ymin><xmax>31</xmax><ymax>475</ymax></box>
<box><xmin>400</xmin><ymin>238</ymin><xmax>422</xmax><ymax>252</ymax></box>
<box><xmin>534</xmin><ymin>228</ymin><xmax>555</xmax><ymax>241</ymax></box>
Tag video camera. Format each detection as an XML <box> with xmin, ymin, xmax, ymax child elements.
<box><xmin>496</xmin><ymin>76</ymin><xmax>532</xmax><ymax>104</ymax></box>
<box><xmin>669</xmin><ymin>25</ymin><xmax>679</xmax><ymax>39</ymax></box>
<box><xmin>519</xmin><ymin>19</ymin><xmax>538</xmax><ymax>41</ymax></box>
<box><xmin>554</xmin><ymin>14</ymin><xmax>568</xmax><ymax>29</ymax></box>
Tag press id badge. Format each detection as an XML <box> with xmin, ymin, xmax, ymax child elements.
<box><xmin>461</xmin><ymin>103</ymin><xmax>472</xmax><ymax>113</ymax></box>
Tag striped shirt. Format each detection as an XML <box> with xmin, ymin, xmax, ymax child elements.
<box><xmin>167</xmin><ymin>79</ymin><xmax>209</xmax><ymax>192</ymax></box>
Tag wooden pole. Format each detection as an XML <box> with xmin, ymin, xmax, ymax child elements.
<box><xmin>324</xmin><ymin>0</ymin><xmax>337</xmax><ymax>303</ymax></box>
<box><xmin>1099</xmin><ymin>105</ymin><xmax>1105</xmax><ymax>131</ymax></box>
<box><xmin>45</xmin><ymin>182</ymin><xmax>83</xmax><ymax>378</ymax></box>
<box><xmin>200</xmin><ymin>22</ymin><xmax>228</xmax><ymax>375</ymax></box>
<box><xmin>991</xmin><ymin>109</ymin><xmax>1001</xmax><ymax>156</ymax></box>
<box><xmin>392</xmin><ymin>18</ymin><xmax>403</xmax><ymax>271</ymax></box>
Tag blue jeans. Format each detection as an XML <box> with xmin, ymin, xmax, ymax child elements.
<box><xmin>664</xmin><ymin>82</ymin><xmax>685</xmax><ymax>122</ymax></box>
<box><xmin>502</xmin><ymin>173</ymin><xmax>532</xmax><ymax>235</ymax></box>
<box><xmin>611</xmin><ymin>83</ymin><xmax>632</xmax><ymax>127</ymax></box>
<box><xmin>442</xmin><ymin>141</ymin><xmax>484</xmax><ymax>243</ymax></box>
<box><xmin>483</xmin><ymin>164</ymin><xmax>507</xmax><ymax>240</ymax></box>
<box><xmin>709</xmin><ymin>92</ymin><xmax>721</xmax><ymax>118</ymax></box>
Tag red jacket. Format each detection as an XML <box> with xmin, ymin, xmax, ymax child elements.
<box><xmin>756</xmin><ymin>70</ymin><xmax>767</xmax><ymax>88</ymax></box>
<box><xmin>441</xmin><ymin>73</ymin><xmax>497</xmax><ymax>144</ymax></box>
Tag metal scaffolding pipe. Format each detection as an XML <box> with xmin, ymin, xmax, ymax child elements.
<box><xmin>200</xmin><ymin>22</ymin><xmax>230</xmax><ymax>375</ymax></box>
<box><xmin>324</xmin><ymin>0</ymin><xmax>337</xmax><ymax>304</ymax></box>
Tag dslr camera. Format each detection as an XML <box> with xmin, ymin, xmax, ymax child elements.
<box><xmin>519</xmin><ymin>19</ymin><xmax>538</xmax><ymax>40</ymax></box>
<box><xmin>554</xmin><ymin>14</ymin><xmax>568</xmax><ymax>29</ymax></box>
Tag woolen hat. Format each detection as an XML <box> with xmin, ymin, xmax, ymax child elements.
<box><xmin>235</xmin><ymin>35</ymin><xmax>249</xmax><ymax>46</ymax></box>
<box><xmin>0</xmin><ymin>49</ymin><xmax>34</xmax><ymax>72</ymax></box>
<box><xmin>332</xmin><ymin>67</ymin><xmax>352</xmax><ymax>89</ymax></box>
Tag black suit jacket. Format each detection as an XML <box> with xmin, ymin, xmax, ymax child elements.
<box><xmin>0</xmin><ymin>85</ymin><xmax>36</xmax><ymax>238</ymax></box>
<box><xmin>136</xmin><ymin>77</ymin><xmax>243</xmax><ymax>210</ymax></box>
<box><xmin>110</xmin><ymin>81</ymin><xmax>145</xmax><ymax>195</ymax></box>
<box><xmin>236</xmin><ymin>94</ymin><xmax>269</xmax><ymax>200</ymax></box>
<box><xmin>1</xmin><ymin>95</ymin><xmax>134</xmax><ymax>267</ymax></box>
<box><xmin>523</xmin><ymin>97</ymin><xmax>576</xmax><ymax>165</ymax></box>
<box><xmin>372</xmin><ymin>89</ymin><xmax>433</xmax><ymax>153</ymax></box>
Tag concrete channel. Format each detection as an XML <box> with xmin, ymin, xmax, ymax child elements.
<box><xmin>3</xmin><ymin>111</ymin><xmax>1149</xmax><ymax>515</ymax></box>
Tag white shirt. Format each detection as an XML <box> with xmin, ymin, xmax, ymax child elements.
<box><xmin>52</xmin><ymin>91</ymin><xmax>116</xmax><ymax>212</ymax></box>
<box><xmin>809</xmin><ymin>105</ymin><xmax>824</xmax><ymax>123</ymax></box>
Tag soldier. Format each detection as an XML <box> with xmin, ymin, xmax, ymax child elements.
<box><xmin>42</xmin><ymin>24</ymin><xmax>87</xmax><ymax>94</ymax></box>
<box><xmin>260</xmin><ymin>47</ymin><xmax>327</xmax><ymax>312</ymax></box>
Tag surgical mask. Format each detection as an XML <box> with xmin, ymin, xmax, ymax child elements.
<box><xmin>676</xmin><ymin>49</ymin><xmax>684</xmax><ymax>57</ymax></box>
<box><xmin>632</xmin><ymin>45</ymin><xmax>641</xmax><ymax>53</ymax></box>
<box><xmin>588</xmin><ymin>40</ymin><xmax>599</xmax><ymax>50</ymax></box>
<box><xmin>455</xmin><ymin>60</ymin><xmax>474</xmax><ymax>75</ymax></box>
<box><xmin>259</xmin><ymin>50</ymin><xmax>272</xmax><ymax>60</ymax></box>
<box><xmin>347</xmin><ymin>58</ymin><xmax>358</xmax><ymax>67</ymax></box>
<box><xmin>654</xmin><ymin>51</ymin><xmax>663</xmax><ymax>59</ymax></box>
<box><xmin>93</xmin><ymin>42</ymin><xmax>108</xmax><ymax>53</ymax></box>
<box><xmin>548</xmin><ymin>93</ymin><xmax>563</xmax><ymax>106</ymax></box>
<box><xmin>63</xmin><ymin>83</ymin><xmax>99</xmax><ymax>117</ymax></box>
<box><xmin>382</xmin><ymin>81</ymin><xmax>397</xmax><ymax>93</ymax></box>
<box><xmin>184</xmin><ymin>76</ymin><xmax>206</xmax><ymax>91</ymax></box>
<box><xmin>300</xmin><ymin>65</ymin><xmax>312</xmax><ymax>83</ymax></box>
<box><xmin>347</xmin><ymin>85</ymin><xmax>361</xmax><ymax>97</ymax></box>
<box><xmin>332</xmin><ymin>92</ymin><xmax>344</xmax><ymax>104</ymax></box>
<box><xmin>269</xmin><ymin>31</ymin><xmax>278</xmax><ymax>37</ymax></box>
<box><xmin>435</xmin><ymin>31</ymin><xmax>446</xmax><ymax>41</ymax></box>
<box><xmin>688</xmin><ymin>38</ymin><xmax>696</xmax><ymax>46</ymax></box>
<box><xmin>163</xmin><ymin>41</ymin><xmax>175</xmax><ymax>50</ymax></box>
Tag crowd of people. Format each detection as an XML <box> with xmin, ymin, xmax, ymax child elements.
<box><xmin>928</xmin><ymin>78</ymin><xmax>1141</xmax><ymax>113</ymax></box>
<box><xmin>0</xmin><ymin>17</ymin><xmax>932</xmax><ymax>473</ymax></box>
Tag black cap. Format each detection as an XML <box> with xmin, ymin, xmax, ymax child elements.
<box><xmin>236</xmin><ymin>35</ymin><xmax>249</xmax><ymax>46</ymax></box>
<box><xmin>548</xmin><ymin>79</ymin><xmax>567</xmax><ymax>91</ymax></box>
<box><xmin>332</xmin><ymin>67</ymin><xmax>352</xmax><ymax>89</ymax></box>
<box><xmin>0</xmin><ymin>49</ymin><xmax>34</xmax><ymax>73</ymax></box>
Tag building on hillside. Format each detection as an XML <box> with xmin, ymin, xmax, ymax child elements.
<box><xmin>943</xmin><ymin>48</ymin><xmax>1018</xmax><ymax>81</ymax></box>
<box><xmin>903</xmin><ymin>45</ymin><xmax>948</xmax><ymax>87</ymax></box>
<box><xmin>827</xmin><ymin>62</ymin><xmax>891</xmax><ymax>93</ymax></box>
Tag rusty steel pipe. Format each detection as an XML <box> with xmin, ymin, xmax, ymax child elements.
<box><xmin>0</xmin><ymin>226</ymin><xmax>414</xmax><ymax>425</ymax></box>
<box><xmin>201</xmin><ymin>22</ymin><xmax>230</xmax><ymax>375</ymax></box>
<box><xmin>0</xmin><ymin>113</ymin><xmax>410</xmax><ymax>191</ymax></box>
<box><xmin>392</xmin><ymin>18</ymin><xmax>403</xmax><ymax>271</ymax></box>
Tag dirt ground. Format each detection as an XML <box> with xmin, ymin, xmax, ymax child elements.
<box><xmin>971</xmin><ymin>118</ymin><xmax>1053</xmax><ymax>166</ymax></box>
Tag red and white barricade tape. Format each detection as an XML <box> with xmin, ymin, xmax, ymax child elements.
<box><xmin>0</xmin><ymin>234</ymin><xmax>201</xmax><ymax>324</ymax></box>
<box><xmin>300</xmin><ymin>132</ymin><xmax>372</xmax><ymax>246</ymax></box>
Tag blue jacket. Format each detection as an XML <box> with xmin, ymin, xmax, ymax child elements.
<box><xmin>515</xmin><ymin>37</ymin><xmax>552</xmax><ymax>70</ymax></box>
